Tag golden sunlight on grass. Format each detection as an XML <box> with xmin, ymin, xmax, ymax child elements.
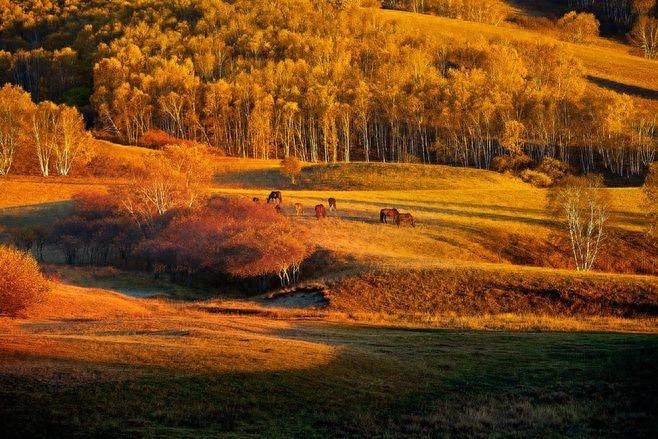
<box><xmin>0</xmin><ymin>177</ymin><xmax>110</xmax><ymax>209</ymax></box>
<box><xmin>0</xmin><ymin>284</ymin><xmax>335</xmax><ymax>377</ymax></box>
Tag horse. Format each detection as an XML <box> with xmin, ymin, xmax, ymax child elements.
<box><xmin>394</xmin><ymin>212</ymin><xmax>415</xmax><ymax>227</ymax></box>
<box><xmin>328</xmin><ymin>197</ymin><xmax>337</xmax><ymax>211</ymax></box>
<box><xmin>380</xmin><ymin>208</ymin><xmax>399</xmax><ymax>223</ymax></box>
<box><xmin>267</xmin><ymin>190</ymin><xmax>282</xmax><ymax>204</ymax></box>
<box><xmin>294</xmin><ymin>202</ymin><xmax>304</xmax><ymax>216</ymax></box>
<box><xmin>252</xmin><ymin>197</ymin><xmax>260</xmax><ymax>203</ymax></box>
<box><xmin>315</xmin><ymin>204</ymin><xmax>327</xmax><ymax>219</ymax></box>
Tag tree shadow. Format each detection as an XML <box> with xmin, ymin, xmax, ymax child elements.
<box><xmin>587</xmin><ymin>75</ymin><xmax>658</xmax><ymax>100</ymax></box>
<box><xmin>2</xmin><ymin>330</ymin><xmax>656</xmax><ymax>437</ymax></box>
<box><xmin>0</xmin><ymin>201</ymin><xmax>72</xmax><ymax>233</ymax></box>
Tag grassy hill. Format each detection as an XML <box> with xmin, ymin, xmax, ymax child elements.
<box><xmin>1</xmin><ymin>282</ymin><xmax>657</xmax><ymax>437</ymax></box>
<box><xmin>214</xmin><ymin>159</ymin><xmax>527</xmax><ymax>190</ymax></box>
<box><xmin>1</xmin><ymin>156</ymin><xmax>657</xmax><ymax>436</ymax></box>
<box><xmin>0</xmin><ymin>158</ymin><xmax>658</xmax><ymax>326</ymax></box>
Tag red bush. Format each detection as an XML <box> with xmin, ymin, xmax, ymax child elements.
<box><xmin>137</xmin><ymin>129</ymin><xmax>181</xmax><ymax>150</ymax></box>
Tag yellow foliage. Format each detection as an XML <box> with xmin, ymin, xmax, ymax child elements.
<box><xmin>0</xmin><ymin>246</ymin><xmax>50</xmax><ymax>316</ymax></box>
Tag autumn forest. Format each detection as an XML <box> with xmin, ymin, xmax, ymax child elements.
<box><xmin>0</xmin><ymin>0</ymin><xmax>656</xmax><ymax>178</ymax></box>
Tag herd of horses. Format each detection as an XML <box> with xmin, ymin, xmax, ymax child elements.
<box><xmin>254</xmin><ymin>191</ymin><xmax>415</xmax><ymax>227</ymax></box>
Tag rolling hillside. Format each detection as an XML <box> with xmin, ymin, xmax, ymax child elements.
<box><xmin>382</xmin><ymin>9</ymin><xmax>658</xmax><ymax>114</ymax></box>
<box><xmin>1</xmin><ymin>156</ymin><xmax>657</xmax><ymax>436</ymax></box>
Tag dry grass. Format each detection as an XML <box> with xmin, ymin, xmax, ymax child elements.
<box><xmin>0</xmin><ymin>283</ymin><xmax>334</xmax><ymax>376</ymax></box>
<box><xmin>1</xmin><ymin>282</ymin><xmax>656</xmax><ymax>437</ymax></box>
<box><xmin>328</xmin><ymin>265</ymin><xmax>658</xmax><ymax>327</ymax></box>
<box><xmin>215</xmin><ymin>183</ymin><xmax>653</xmax><ymax>273</ymax></box>
<box><xmin>0</xmin><ymin>176</ymin><xmax>111</xmax><ymax>209</ymax></box>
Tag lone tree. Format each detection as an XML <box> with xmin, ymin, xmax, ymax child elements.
<box><xmin>557</xmin><ymin>11</ymin><xmax>600</xmax><ymax>44</ymax></box>
<box><xmin>643</xmin><ymin>162</ymin><xmax>658</xmax><ymax>236</ymax></box>
<box><xmin>548</xmin><ymin>175</ymin><xmax>609</xmax><ymax>271</ymax></box>
<box><xmin>280</xmin><ymin>156</ymin><xmax>302</xmax><ymax>184</ymax></box>
<box><xmin>629</xmin><ymin>15</ymin><xmax>658</xmax><ymax>60</ymax></box>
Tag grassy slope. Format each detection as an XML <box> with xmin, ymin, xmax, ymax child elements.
<box><xmin>1</xmin><ymin>284</ymin><xmax>657</xmax><ymax>437</ymax></box>
<box><xmin>3</xmin><ymin>158</ymin><xmax>658</xmax><ymax>322</ymax></box>
<box><xmin>2</xmin><ymin>158</ymin><xmax>658</xmax><ymax>436</ymax></box>
<box><xmin>381</xmin><ymin>9</ymin><xmax>658</xmax><ymax>115</ymax></box>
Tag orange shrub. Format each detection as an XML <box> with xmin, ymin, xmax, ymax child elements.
<box><xmin>137</xmin><ymin>129</ymin><xmax>180</xmax><ymax>150</ymax></box>
<box><xmin>519</xmin><ymin>169</ymin><xmax>553</xmax><ymax>187</ymax></box>
<box><xmin>491</xmin><ymin>154</ymin><xmax>532</xmax><ymax>173</ymax></box>
<box><xmin>537</xmin><ymin>157</ymin><xmax>572</xmax><ymax>183</ymax></box>
<box><xmin>0</xmin><ymin>246</ymin><xmax>50</xmax><ymax>316</ymax></box>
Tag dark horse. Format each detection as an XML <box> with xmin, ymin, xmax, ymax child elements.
<box><xmin>394</xmin><ymin>212</ymin><xmax>415</xmax><ymax>227</ymax></box>
<box><xmin>315</xmin><ymin>204</ymin><xmax>327</xmax><ymax>219</ymax></box>
<box><xmin>267</xmin><ymin>191</ymin><xmax>282</xmax><ymax>204</ymax></box>
<box><xmin>380</xmin><ymin>208</ymin><xmax>399</xmax><ymax>223</ymax></box>
<box><xmin>328</xmin><ymin>197</ymin><xmax>337</xmax><ymax>211</ymax></box>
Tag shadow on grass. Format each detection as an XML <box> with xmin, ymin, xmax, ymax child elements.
<box><xmin>214</xmin><ymin>168</ymin><xmax>290</xmax><ymax>189</ymax></box>
<box><xmin>587</xmin><ymin>75</ymin><xmax>658</xmax><ymax>101</ymax></box>
<box><xmin>330</xmin><ymin>196</ymin><xmax>557</xmax><ymax>227</ymax></box>
<box><xmin>51</xmin><ymin>265</ymin><xmax>211</xmax><ymax>300</ymax></box>
<box><xmin>1</xmin><ymin>330</ymin><xmax>656</xmax><ymax>438</ymax></box>
<box><xmin>0</xmin><ymin>201</ymin><xmax>72</xmax><ymax>236</ymax></box>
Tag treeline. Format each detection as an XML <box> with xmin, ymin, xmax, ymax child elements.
<box><xmin>568</xmin><ymin>0</ymin><xmax>657</xmax><ymax>34</ymax></box>
<box><xmin>381</xmin><ymin>0</ymin><xmax>507</xmax><ymax>25</ymax></box>
<box><xmin>0</xmin><ymin>0</ymin><xmax>656</xmax><ymax>177</ymax></box>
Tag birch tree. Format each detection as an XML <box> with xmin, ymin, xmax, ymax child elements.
<box><xmin>0</xmin><ymin>84</ymin><xmax>34</xmax><ymax>175</ymax></box>
<box><xmin>31</xmin><ymin>101</ymin><xmax>58</xmax><ymax>176</ymax></box>
<box><xmin>549</xmin><ymin>175</ymin><xmax>609</xmax><ymax>271</ymax></box>
<box><xmin>55</xmin><ymin>105</ymin><xmax>92</xmax><ymax>176</ymax></box>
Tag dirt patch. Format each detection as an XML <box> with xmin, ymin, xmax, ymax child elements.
<box><xmin>259</xmin><ymin>285</ymin><xmax>329</xmax><ymax>309</ymax></box>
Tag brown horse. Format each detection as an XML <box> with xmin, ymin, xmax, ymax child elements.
<box><xmin>394</xmin><ymin>212</ymin><xmax>415</xmax><ymax>227</ymax></box>
<box><xmin>267</xmin><ymin>191</ymin><xmax>282</xmax><ymax>204</ymax></box>
<box><xmin>380</xmin><ymin>208</ymin><xmax>399</xmax><ymax>223</ymax></box>
<box><xmin>294</xmin><ymin>202</ymin><xmax>304</xmax><ymax>216</ymax></box>
<box><xmin>328</xmin><ymin>197</ymin><xmax>337</xmax><ymax>211</ymax></box>
<box><xmin>315</xmin><ymin>204</ymin><xmax>327</xmax><ymax>219</ymax></box>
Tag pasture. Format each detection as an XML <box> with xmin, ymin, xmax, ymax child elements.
<box><xmin>1</xmin><ymin>284</ymin><xmax>657</xmax><ymax>437</ymax></box>
<box><xmin>1</xmin><ymin>158</ymin><xmax>657</xmax><ymax>436</ymax></box>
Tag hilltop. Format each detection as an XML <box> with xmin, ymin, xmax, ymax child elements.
<box><xmin>381</xmin><ymin>8</ymin><xmax>658</xmax><ymax>114</ymax></box>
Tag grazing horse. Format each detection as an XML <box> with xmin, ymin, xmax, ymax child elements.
<box><xmin>294</xmin><ymin>202</ymin><xmax>304</xmax><ymax>216</ymax></box>
<box><xmin>267</xmin><ymin>191</ymin><xmax>282</xmax><ymax>204</ymax></box>
<box><xmin>315</xmin><ymin>204</ymin><xmax>327</xmax><ymax>219</ymax></box>
<box><xmin>394</xmin><ymin>212</ymin><xmax>415</xmax><ymax>227</ymax></box>
<box><xmin>380</xmin><ymin>208</ymin><xmax>399</xmax><ymax>223</ymax></box>
<box><xmin>252</xmin><ymin>197</ymin><xmax>260</xmax><ymax>203</ymax></box>
<box><xmin>328</xmin><ymin>197</ymin><xmax>337</xmax><ymax>211</ymax></box>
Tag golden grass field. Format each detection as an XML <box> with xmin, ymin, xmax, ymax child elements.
<box><xmin>2</xmin><ymin>153</ymin><xmax>658</xmax><ymax>436</ymax></box>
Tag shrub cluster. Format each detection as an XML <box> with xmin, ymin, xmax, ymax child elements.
<box><xmin>49</xmin><ymin>192</ymin><xmax>311</xmax><ymax>289</ymax></box>
<box><xmin>0</xmin><ymin>246</ymin><xmax>50</xmax><ymax>316</ymax></box>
